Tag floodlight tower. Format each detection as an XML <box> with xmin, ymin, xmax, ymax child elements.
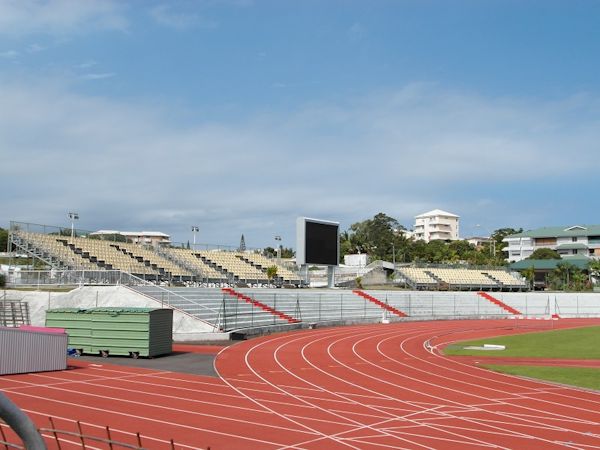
<box><xmin>68</xmin><ymin>212</ymin><xmax>79</xmax><ymax>238</ymax></box>
<box><xmin>275</xmin><ymin>235</ymin><xmax>282</xmax><ymax>264</ymax></box>
<box><xmin>191</xmin><ymin>226</ymin><xmax>199</xmax><ymax>249</ymax></box>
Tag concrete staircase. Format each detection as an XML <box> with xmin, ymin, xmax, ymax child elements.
<box><xmin>353</xmin><ymin>290</ymin><xmax>408</xmax><ymax>318</ymax></box>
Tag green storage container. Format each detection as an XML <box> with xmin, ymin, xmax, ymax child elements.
<box><xmin>45</xmin><ymin>308</ymin><xmax>93</xmax><ymax>354</ymax></box>
<box><xmin>45</xmin><ymin>307</ymin><xmax>173</xmax><ymax>358</ymax></box>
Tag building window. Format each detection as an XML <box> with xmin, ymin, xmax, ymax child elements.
<box><xmin>572</xmin><ymin>237</ymin><xmax>578</xmax><ymax>242</ymax></box>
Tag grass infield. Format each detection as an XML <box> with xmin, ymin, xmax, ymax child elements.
<box><xmin>443</xmin><ymin>326</ymin><xmax>600</xmax><ymax>359</ymax></box>
<box><xmin>444</xmin><ymin>326</ymin><xmax>600</xmax><ymax>391</ymax></box>
<box><xmin>483</xmin><ymin>365</ymin><xmax>600</xmax><ymax>391</ymax></box>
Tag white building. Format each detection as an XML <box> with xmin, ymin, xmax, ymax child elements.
<box><xmin>90</xmin><ymin>230</ymin><xmax>171</xmax><ymax>247</ymax></box>
<box><xmin>344</xmin><ymin>253</ymin><xmax>369</xmax><ymax>267</ymax></box>
<box><xmin>413</xmin><ymin>209</ymin><xmax>460</xmax><ymax>242</ymax></box>
<box><xmin>503</xmin><ymin>225</ymin><xmax>600</xmax><ymax>262</ymax></box>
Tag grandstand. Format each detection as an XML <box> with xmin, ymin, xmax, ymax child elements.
<box><xmin>6</xmin><ymin>277</ymin><xmax>600</xmax><ymax>339</ymax></box>
<box><xmin>396</xmin><ymin>266</ymin><xmax>527</xmax><ymax>291</ymax></box>
<box><xmin>237</xmin><ymin>251</ymin><xmax>303</xmax><ymax>285</ymax></box>
<box><xmin>11</xmin><ymin>220</ymin><xmax>597</xmax><ymax>340</ymax></box>
<box><xmin>160</xmin><ymin>247</ymin><xmax>227</xmax><ymax>282</ymax></box>
<box><xmin>9</xmin><ymin>223</ymin><xmax>303</xmax><ymax>286</ymax></box>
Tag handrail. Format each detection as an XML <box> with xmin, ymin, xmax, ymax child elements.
<box><xmin>0</xmin><ymin>393</ymin><xmax>46</xmax><ymax>449</ymax></box>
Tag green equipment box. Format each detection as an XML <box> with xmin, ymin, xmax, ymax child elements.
<box><xmin>46</xmin><ymin>307</ymin><xmax>173</xmax><ymax>358</ymax></box>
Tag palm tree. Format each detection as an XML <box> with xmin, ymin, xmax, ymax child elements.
<box><xmin>266</xmin><ymin>265</ymin><xmax>278</xmax><ymax>285</ymax></box>
<box><xmin>588</xmin><ymin>260</ymin><xmax>600</xmax><ymax>288</ymax></box>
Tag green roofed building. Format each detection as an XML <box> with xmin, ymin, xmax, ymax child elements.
<box><xmin>509</xmin><ymin>256</ymin><xmax>591</xmax><ymax>290</ymax></box>
<box><xmin>510</xmin><ymin>256</ymin><xmax>590</xmax><ymax>271</ymax></box>
<box><xmin>503</xmin><ymin>225</ymin><xmax>600</xmax><ymax>262</ymax></box>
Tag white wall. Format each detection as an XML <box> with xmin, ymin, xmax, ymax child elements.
<box><xmin>5</xmin><ymin>286</ymin><xmax>227</xmax><ymax>341</ymax></box>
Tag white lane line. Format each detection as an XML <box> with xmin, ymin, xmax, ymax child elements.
<box><xmin>305</xmin><ymin>330</ymin><xmax>508</xmax><ymax>450</ymax></box>
<box><xmin>4</xmin><ymin>389</ymin><xmax>305</xmax><ymax>448</ymax></box>
<box><xmin>1</xmin><ymin>377</ymin><xmax>315</xmax><ymax>437</ymax></box>
<box><xmin>268</xmin><ymin>328</ymin><xmax>443</xmax><ymax>450</ymax></box>
<box><xmin>215</xmin><ymin>327</ymin><xmax>367</xmax><ymax>450</ymax></box>
<box><xmin>4</xmin><ymin>412</ymin><xmax>199</xmax><ymax>450</ymax></box>
<box><xmin>368</xmin><ymin>325</ymin><xmax>599</xmax><ymax>445</ymax></box>
<box><xmin>287</xmin><ymin>323</ymin><xmax>579</xmax><ymax>449</ymax></box>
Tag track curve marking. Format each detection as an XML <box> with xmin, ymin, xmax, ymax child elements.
<box><xmin>216</xmin><ymin>319</ymin><xmax>600</xmax><ymax>449</ymax></box>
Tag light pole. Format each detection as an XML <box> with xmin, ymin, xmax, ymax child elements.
<box><xmin>392</xmin><ymin>241</ymin><xmax>396</xmax><ymax>266</ymax></box>
<box><xmin>274</xmin><ymin>235</ymin><xmax>282</xmax><ymax>263</ymax></box>
<box><xmin>475</xmin><ymin>224</ymin><xmax>496</xmax><ymax>257</ymax></box>
<box><xmin>191</xmin><ymin>226</ymin><xmax>199</xmax><ymax>250</ymax></box>
<box><xmin>68</xmin><ymin>212</ymin><xmax>79</xmax><ymax>238</ymax></box>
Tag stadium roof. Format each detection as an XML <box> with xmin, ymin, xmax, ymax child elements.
<box><xmin>506</xmin><ymin>225</ymin><xmax>600</xmax><ymax>239</ymax></box>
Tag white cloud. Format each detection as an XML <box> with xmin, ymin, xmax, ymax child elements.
<box><xmin>75</xmin><ymin>60</ymin><xmax>97</xmax><ymax>69</ymax></box>
<box><xmin>0</xmin><ymin>50</ymin><xmax>19</xmax><ymax>58</ymax></box>
<box><xmin>0</xmin><ymin>0</ymin><xmax>127</xmax><ymax>37</ymax></box>
<box><xmin>27</xmin><ymin>43</ymin><xmax>45</xmax><ymax>53</ymax></box>
<box><xmin>149</xmin><ymin>4</ymin><xmax>217</xmax><ymax>31</ymax></box>
<box><xmin>2</xmin><ymin>79</ymin><xmax>599</xmax><ymax>244</ymax></box>
<box><xmin>80</xmin><ymin>72</ymin><xmax>115</xmax><ymax>80</ymax></box>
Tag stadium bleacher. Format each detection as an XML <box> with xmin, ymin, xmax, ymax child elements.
<box><xmin>160</xmin><ymin>247</ymin><xmax>227</xmax><ymax>282</ymax></box>
<box><xmin>396</xmin><ymin>267</ymin><xmax>527</xmax><ymax>291</ymax></box>
<box><xmin>238</xmin><ymin>252</ymin><xmax>303</xmax><ymax>285</ymax></box>
<box><xmin>130</xmin><ymin>287</ymin><xmax>514</xmax><ymax>331</ymax></box>
<box><xmin>11</xmin><ymin>230</ymin><xmax>302</xmax><ymax>285</ymax></box>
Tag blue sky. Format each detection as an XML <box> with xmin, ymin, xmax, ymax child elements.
<box><xmin>2</xmin><ymin>1</ymin><xmax>600</xmax><ymax>249</ymax></box>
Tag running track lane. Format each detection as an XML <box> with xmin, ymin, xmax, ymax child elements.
<box><xmin>215</xmin><ymin>319</ymin><xmax>600</xmax><ymax>450</ymax></box>
<box><xmin>1</xmin><ymin>319</ymin><xmax>599</xmax><ymax>449</ymax></box>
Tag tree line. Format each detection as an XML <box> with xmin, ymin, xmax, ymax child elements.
<box><xmin>340</xmin><ymin>213</ymin><xmax>519</xmax><ymax>266</ymax></box>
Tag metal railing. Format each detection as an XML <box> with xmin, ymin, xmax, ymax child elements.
<box><xmin>138</xmin><ymin>288</ymin><xmax>529</xmax><ymax>332</ymax></box>
<box><xmin>5</xmin><ymin>270</ymin><xmax>152</xmax><ymax>288</ymax></box>
<box><xmin>0</xmin><ymin>417</ymin><xmax>189</xmax><ymax>450</ymax></box>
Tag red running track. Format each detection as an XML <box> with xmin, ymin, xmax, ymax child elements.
<box><xmin>1</xmin><ymin>318</ymin><xmax>600</xmax><ymax>449</ymax></box>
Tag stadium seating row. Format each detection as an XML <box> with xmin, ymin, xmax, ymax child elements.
<box><xmin>131</xmin><ymin>287</ymin><xmax>517</xmax><ymax>332</ymax></box>
<box><xmin>397</xmin><ymin>267</ymin><xmax>527</xmax><ymax>291</ymax></box>
<box><xmin>12</xmin><ymin>231</ymin><xmax>303</xmax><ymax>285</ymax></box>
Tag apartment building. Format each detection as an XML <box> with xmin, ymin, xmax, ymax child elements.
<box><xmin>413</xmin><ymin>209</ymin><xmax>460</xmax><ymax>242</ymax></box>
<box><xmin>90</xmin><ymin>230</ymin><xmax>171</xmax><ymax>247</ymax></box>
<box><xmin>504</xmin><ymin>225</ymin><xmax>600</xmax><ymax>262</ymax></box>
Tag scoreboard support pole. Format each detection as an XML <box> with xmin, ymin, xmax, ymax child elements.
<box><xmin>327</xmin><ymin>266</ymin><xmax>335</xmax><ymax>288</ymax></box>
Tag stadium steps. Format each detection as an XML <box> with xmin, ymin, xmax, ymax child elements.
<box><xmin>199</xmin><ymin>255</ymin><xmax>235</xmax><ymax>281</ymax></box>
<box><xmin>119</xmin><ymin>247</ymin><xmax>157</xmax><ymax>269</ymax></box>
<box><xmin>236</xmin><ymin>255</ymin><xmax>280</xmax><ymax>282</ymax></box>
<box><xmin>395</xmin><ymin>272</ymin><xmax>419</xmax><ymax>290</ymax></box>
<box><xmin>352</xmin><ymin>290</ymin><xmax>408</xmax><ymax>317</ymax></box>
<box><xmin>481</xmin><ymin>272</ymin><xmax>527</xmax><ymax>292</ymax></box>
<box><xmin>481</xmin><ymin>273</ymin><xmax>511</xmax><ymax>291</ymax></box>
<box><xmin>477</xmin><ymin>291</ymin><xmax>521</xmax><ymax>315</ymax></box>
<box><xmin>130</xmin><ymin>286</ymin><xmax>223</xmax><ymax>326</ymax></box>
<box><xmin>158</xmin><ymin>249</ymin><xmax>203</xmax><ymax>279</ymax></box>
<box><xmin>222</xmin><ymin>288</ymin><xmax>300</xmax><ymax>324</ymax></box>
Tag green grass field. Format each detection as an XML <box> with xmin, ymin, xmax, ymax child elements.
<box><xmin>444</xmin><ymin>326</ymin><xmax>600</xmax><ymax>391</ymax></box>
<box><xmin>444</xmin><ymin>326</ymin><xmax>600</xmax><ymax>359</ymax></box>
<box><xmin>483</xmin><ymin>365</ymin><xmax>600</xmax><ymax>391</ymax></box>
